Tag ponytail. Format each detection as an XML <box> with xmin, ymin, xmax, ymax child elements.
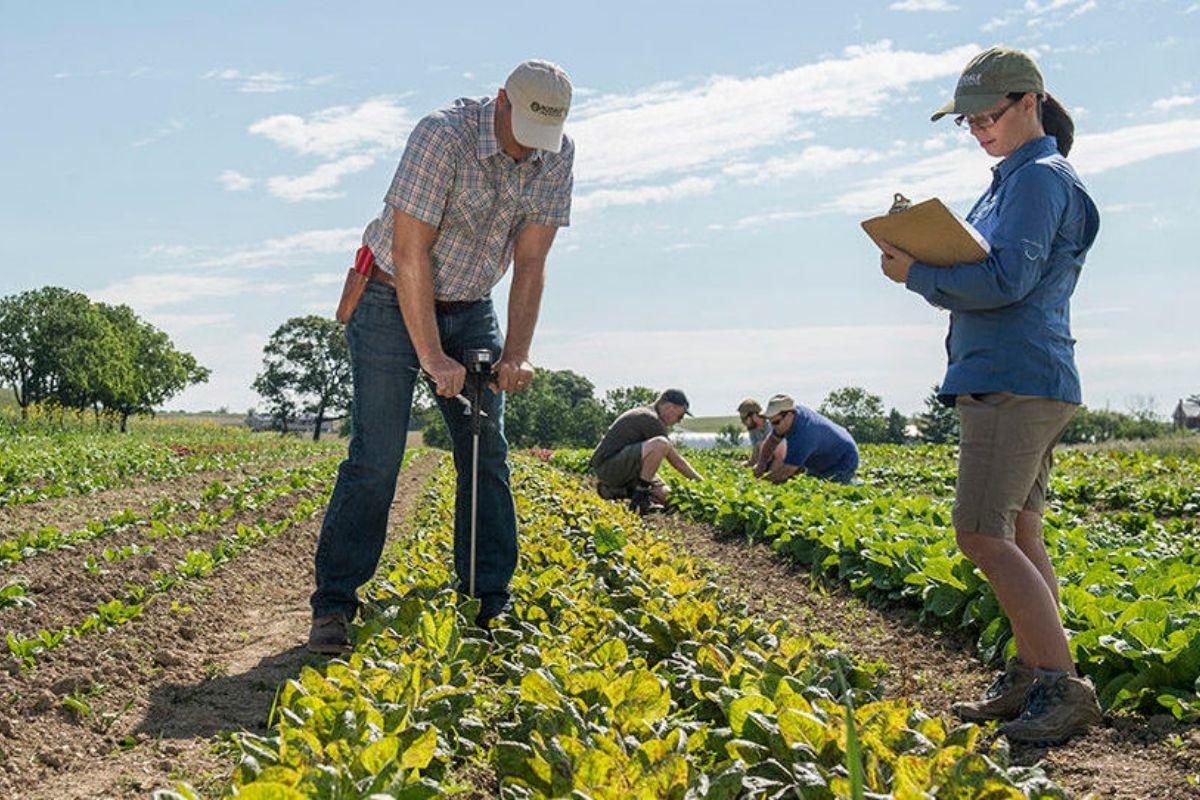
<box><xmin>1040</xmin><ymin>93</ymin><xmax>1074</xmax><ymax>156</ymax></box>
<box><xmin>1006</xmin><ymin>91</ymin><xmax>1074</xmax><ymax>156</ymax></box>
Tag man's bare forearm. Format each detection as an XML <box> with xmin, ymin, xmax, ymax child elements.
<box><xmin>392</xmin><ymin>242</ymin><xmax>443</xmax><ymax>363</ymax></box>
<box><xmin>503</xmin><ymin>258</ymin><xmax>545</xmax><ymax>360</ymax></box>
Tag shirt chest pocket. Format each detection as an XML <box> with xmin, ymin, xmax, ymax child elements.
<box><xmin>447</xmin><ymin>178</ymin><xmax>497</xmax><ymax>232</ymax></box>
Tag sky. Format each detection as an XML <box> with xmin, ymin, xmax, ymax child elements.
<box><xmin>1</xmin><ymin>0</ymin><xmax>1198</xmax><ymax>417</ymax></box>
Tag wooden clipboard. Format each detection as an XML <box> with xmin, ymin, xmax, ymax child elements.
<box><xmin>861</xmin><ymin>197</ymin><xmax>989</xmax><ymax>267</ymax></box>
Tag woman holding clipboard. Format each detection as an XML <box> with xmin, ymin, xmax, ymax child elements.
<box><xmin>875</xmin><ymin>47</ymin><xmax>1101</xmax><ymax>746</ymax></box>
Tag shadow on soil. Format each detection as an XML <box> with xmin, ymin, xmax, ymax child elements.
<box><xmin>132</xmin><ymin>645</ymin><xmax>322</xmax><ymax>740</ymax></box>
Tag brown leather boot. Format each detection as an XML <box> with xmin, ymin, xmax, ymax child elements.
<box><xmin>952</xmin><ymin>657</ymin><xmax>1035</xmax><ymax>722</ymax></box>
<box><xmin>999</xmin><ymin>669</ymin><xmax>1103</xmax><ymax>746</ymax></box>
<box><xmin>307</xmin><ymin>612</ymin><xmax>351</xmax><ymax>655</ymax></box>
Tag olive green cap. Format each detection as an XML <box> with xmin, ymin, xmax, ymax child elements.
<box><xmin>931</xmin><ymin>47</ymin><xmax>1044</xmax><ymax>122</ymax></box>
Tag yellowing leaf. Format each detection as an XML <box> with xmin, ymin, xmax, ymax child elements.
<box><xmin>400</xmin><ymin>726</ymin><xmax>438</xmax><ymax>770</ymax></box>
<box><xmin>358</xmin><ymin>736</ymin><xmax>399</xmax><ymax>775</ymax></box>
<box><xmin>728</xmin><ymin>694</ymin><xmax>775</xmax><ymax>736</ymax></box>
<box><xmin>234</xmin><ymin>783</ymin><xmax>308</xmax><ymax>800</ymax></box>
<box><xmin>606</xmin><ymin>670</ymin><xmax>670</xmax><ymax>733</ymax></box>
<box><xmin>520</xmin><ymin>669</ymin><xmax>563</xmax><ymax>708</ymax></box>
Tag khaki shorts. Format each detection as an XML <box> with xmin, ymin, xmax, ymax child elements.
<box><xmin>954</xmin><ymin>392</ymin><xmax>1078</xmax><ymax>540</ymax></box>
<box><xmin>595</xmin><ymin>442</ymin><xmax>645</xmax><ymax>499</ymax></box>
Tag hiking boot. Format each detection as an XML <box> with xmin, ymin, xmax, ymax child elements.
<box><xmin>999</xmin><ymin>669</ymin><xmax>1103</xmax><ymax>746</ymax></box>
<box><xmin>307</xmin><ymin>612</ymin><xmax>351</xmax><ymax>655</ymax></box>
<box><xmin>628</xmin><ymin>480</ymin><xmax>654</xmax><ymax>515</ymax></box>
<box><xmin>952</xmin><ymin>657</ymin><xmax>1035</xmax><ymax>722</ymax></box>
<box><xmin>474</xmin><ymin>599</ymin><xmax>513</xmax><ymax>641</ymax></box>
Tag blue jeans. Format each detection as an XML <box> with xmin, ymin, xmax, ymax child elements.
<box><xmin>310</xmin><ymin>281</ymin><xmax>517</xmax><ymax>620</ymax></box>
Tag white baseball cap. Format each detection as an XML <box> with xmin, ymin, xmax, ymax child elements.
<box><xmin>504</xmin><ymin>60</ymin><xmax>572</xmax><ymax>153</ymax></box>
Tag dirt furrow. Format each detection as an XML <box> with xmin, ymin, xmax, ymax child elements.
<box><xmin>0</xmin><ymin>451</ymin><xmax>440</xmax><ymax>800</ymax></box>
<box><xmin>0</xmin><ymin>466</ymin><xmax>336</xmax><ymax>639</ymax></box>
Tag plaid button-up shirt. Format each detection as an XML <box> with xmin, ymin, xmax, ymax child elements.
<box><xmin>363</xmin><ymin>97</ymin><xmax>574</xmax><ymax>301</ymax></box>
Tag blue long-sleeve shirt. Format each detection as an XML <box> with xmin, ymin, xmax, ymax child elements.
<box><xmin>905</xmin><ymin>136</ymin><xmax>1099</xmax><ymax>404</ymax></box>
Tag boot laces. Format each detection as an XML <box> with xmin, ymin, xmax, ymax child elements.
<box><xmin>1019</xmin><ymin>678</ymin><xmax>1066</xmax><ymax>720</ymax></box>
<box><xmin>984</xmin><ymin>670</ymin><xmax>1009</xmax><ymax>699</ymax></box>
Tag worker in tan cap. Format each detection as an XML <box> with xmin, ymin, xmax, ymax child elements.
<box><xmin>309</xmin><ymin>59</ymin><xmax>575</xmax><ymax>653</ymax></box>
<box><xmin>737</xmin><ymin>398</ymin><xmax>773</xmax><ymax>467</ymax></box>
<box><xmin>753</xmin><ymin>394</ymin><xmax>859</xmax><ymax>484</ymax></box>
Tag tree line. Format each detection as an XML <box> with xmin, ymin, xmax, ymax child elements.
<box><xmin>251</xmin><ymin>314</ymin><xmax>1184</xmax><ymax>447</ymax></box>
<box><xmin>0</xmin><ymin>287</ymin><xmax>209</xmax><ymax>430</ymax></box>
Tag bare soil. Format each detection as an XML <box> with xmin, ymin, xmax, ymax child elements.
<box><xmin>649</xmin><ymin>513</ymin><xmax>1200</xmax><ymax>799</ymax></box>
<box><xmin>0</xmin><ymin>474</ymin><xmax>329</xmax><ymax>640</ymax></box>
<box><xmin>0</xmin><ymin>451</ymin><xmax>440</xmax><ymax>800</ymax></box>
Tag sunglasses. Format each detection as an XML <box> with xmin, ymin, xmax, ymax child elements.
<box><xmin>954</xmin><ymin>98</ymin><xmax>1019</xmax><ymax>130</ymax></box>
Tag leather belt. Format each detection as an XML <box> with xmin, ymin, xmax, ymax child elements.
<box><xmin>368</xmin><ymin>263</ymin><xmax>481</xmax><ymax>312</ymax></box>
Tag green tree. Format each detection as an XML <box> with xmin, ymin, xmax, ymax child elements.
<box><xmin>0</xmin><ymin>287</ymin><xmax>118</xmax><ymax>418</ymax></box>
<box><xmin>602</xmin><ymin>385</ymin><xmax>657</xmax><ymax>418</ymax></box>
<box><xmin>252</xmin><ymin>316</ymin><xmax>350</xmax><ymax>441</ymax></box>
<box><xmin>915</xmin><ymin>385</ymin><xmax>959</xmax><ymax>444</ymax></box>
<box><xmin>716</xmin><ymin>423</ymin><xmax>743</xmax><ymax>448</ymax></box>
<box><xmin>819</xmin><ymin>386</ymin><xmax>889</xmax><ymax>443</ymax></box>
<box><xmin>421</xmin><ymin>367</ymin><xmax>615</xmax><ymax>450</ymax></box>
<box><xmin>96</xmin><ymin>303</ymin><xmax>209</xmax><ymax>431</ymax></box>
<box><xmin>885</xmin><ymin>408</ymin><xmax>909</xmax><ymax>444</ymax></box>
<box><xmin>1060</xmin><ymin>406</ymin><xmax>1172</xmax><ymax>443</ymax></box>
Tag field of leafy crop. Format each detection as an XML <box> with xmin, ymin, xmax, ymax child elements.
<box><xmin>0</xmin><ymin>424</ymin><xmax>327</xmax><ymax>508</ymax></box>
<box><xmin>161</xmin><ymin>457</ymin><xmax>1068</xmax><ymax>799</ymax></box>
<box><xmin>552</xmin><ymin>444</ymin><xmax>1200</xmax><ymax>723</ymax></box>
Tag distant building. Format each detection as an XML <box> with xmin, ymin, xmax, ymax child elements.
<box><xmin>1172</xmin><ymin>400</ymin><xmax>1200</xmax><ymax>431</ymax></box>
<box><xmin>245</xmin><ymin>411</ymin><xmax>334</xmax><ymax>434</ymax></box>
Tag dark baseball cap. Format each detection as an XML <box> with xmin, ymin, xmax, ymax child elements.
<box><xmin>931</xmin><ymin>47</ymin><xmax>1044</xmax><ymax>122</ymax></box>
<box><xmin>657</xmin><ymin>388</ymin><xmax>693</xmax><ymax>416</ymax></box>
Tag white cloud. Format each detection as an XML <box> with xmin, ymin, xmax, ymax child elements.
<box><xmin>715</xmin><ymin>209</ymin><xmax>815</xmax><ymax>231</ymax></box>
<box><xmin>265</xmin><ymin>154</ymin><xmax>377</xmax><ymax>202</ymax></box>
<box><xmin>568</xmin><ymin>41</ymin><xmax>978</xmax><ymax>188</ymax></box>
<box><xmin>823</xmin><ymin>117</ymin><xmax>1200</xmax><ymax>215</ymax></box>
<box><xmin>1071</xmin><ymin>118</ymin><xmax>1200</xmax><ymax>174</ymax></box>
<box><xmin>242</xmin><ymin>97</ymin><xmax>412</xmax><ymax>202</ymax></box>
<box><xmin>91</xmin><ymin>275</ymin><xmax>251</xmax><ymax>309</ymax></box>
<box><xmin>142</xmin><ymin>312</ymin><xmax>236</xmax><ymax>331</ymax></box>
<box><xmin>309</xmin><ymin>272</ymin><xmax>346</xmax><ymax>286</ymax></box>
<box><xmin>132</xmin><ymin>118</ymin><xmax>185</xmax><ymax>148</ymax></box>
<box><xmin>724</xmin><ymin>145</ymin><xmax>888</xmax><ymax>184</ymax></box>
<box><xmin>218</xmin><ymin>169</ymin><xmax>255</xmax><ymax>192</ymax></box>
<box><xmin>201</xmin><ymin>68</ymin><xmax>328</xmax><ymax>93</ymax></box>
<box><xmin>1151</xmin><ymin>95</ymin><xmax>1198</xmax><ymax>112</ymax></box>
<box><xmin>248</xmin><ymin>97</ymin><xmax>411</xmax><ymax>158</ymax></box>
<box><xmin>1023</xmin><ymin>0</ymin><xmax>1098</xmax><ymax>27</ymax></box>
<box><xmin>889</xmin><ymin>0</ymin><xmax>958</xmax><ymax>11</ymax></box>
<box><xmin>141</xmin><ymin>244</ymin><xmax>198</xmax><ymax>259</ymax></box>
<box><xmin>192</xmin><ymin>228</ymin><xmax>362</xmax><ymax>269</ymax></box>
<box><xmin>573</xmin><ymin>176</ymin><xmax>717</xmax><ymax>213</ymax></box>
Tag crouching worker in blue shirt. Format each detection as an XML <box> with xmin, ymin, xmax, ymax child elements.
<box><xmin>752</xmin><ymin>394</ymin><xmax>859</xmax><ymax>485</ymax></box>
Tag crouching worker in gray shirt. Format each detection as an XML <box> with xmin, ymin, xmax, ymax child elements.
<box><xmin>590</xmin><ymin>389</ymin><xmax>704</xmax><ymax>514</ymax></box>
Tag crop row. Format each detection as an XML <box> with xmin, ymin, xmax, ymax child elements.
<box><xmin>0</xmin><ymin>456</ymin><xmax>341</xmax><ymax>570</ymax></box>
<box><xmin>854</xmin><ymin>444</ymin><xmax>1200</xmax><ymax>518</ymax></box>
<box><xmin>163</xmin><ymin>457</ymin><xmax>1066</xmax><ymax>799</ymax></box>
<box><xmin>4</xmin><ymin>458</ymin><xmax>338</xmax><ymax>668</ymax></box>
<box><xmin>554</xmin><ymin>449</ymin><xmax>1200</xmax><ymax>723</ymax></box>
<box><xmin>0</xmin><ymin>426</ymin><xmax>339</xmax><ymax>508</ymax></box>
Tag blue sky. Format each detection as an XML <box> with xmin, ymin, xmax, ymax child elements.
<box><xmin>2</xmin><ymin>0</ymin><xmax>1198</xmax><ymax>416</ymax></box>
